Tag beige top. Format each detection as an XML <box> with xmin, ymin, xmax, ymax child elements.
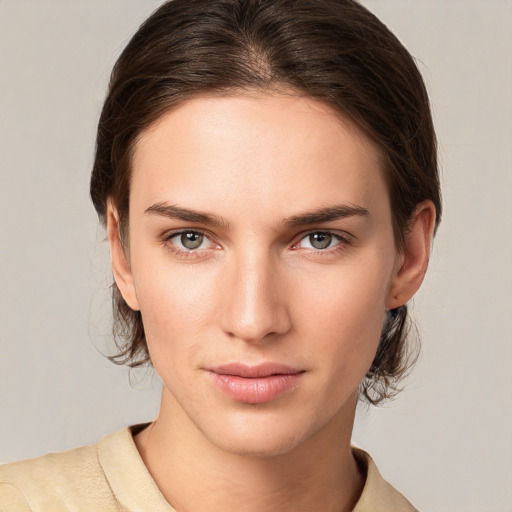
<box><xmin>0</xmin><ymin>426</ymin><xmax>417</xmax><ymax>511</ymax></box>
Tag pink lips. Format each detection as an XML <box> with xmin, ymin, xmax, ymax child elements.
<box><xmin>207</xmin><ymin>363</ymin><xmax>305</xmax><ymax>404</ymax></box>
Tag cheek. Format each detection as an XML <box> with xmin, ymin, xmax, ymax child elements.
<box><xmin>290</xmin><ymin>261</ymin><xmax>390</xmax><ymax>374</ymax></box>
<box><xmin>131</xmin><ymin>255</ymin><xmax>219</xmax><ymax>371</ymax></box>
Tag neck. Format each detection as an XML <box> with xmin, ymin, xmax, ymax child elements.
<box><xmin>135</xmin><ymin>390</ymin><xmax>364</xmax><ymax>512</ymax></box>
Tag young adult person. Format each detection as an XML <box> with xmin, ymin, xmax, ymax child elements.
<box><xmin>0</xmin><ymin>0</ymin><xmax>441</xmax><ymax>510</ymax></box>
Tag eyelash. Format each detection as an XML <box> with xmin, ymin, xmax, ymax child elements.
<box><xmin>161</xmin><ymin>229</ymin><xmax>353</xmax><ymax>259</ymax></box>
<box><xmin>162</xmin><ymin>230</ymin><xmax>217</xmax><ymax>260</ymax></box>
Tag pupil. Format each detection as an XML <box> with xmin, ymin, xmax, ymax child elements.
<box><xmin>310</xmin><ymin>233</ymin><xmax>331</xmax><ymax>249</ymax></box>
<box><xmin>181</xmin><ymin>232</ymin><xmax>203</xmax><ymax>249</ymax></box>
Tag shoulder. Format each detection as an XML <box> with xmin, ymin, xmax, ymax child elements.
<box><xmin>352</xmin><ymin>447</ymin><xmax>419</xmax><ymax>512</ymax></box>
<box><xmin>0</xmin><ymin>431</ymin><xmax>127</xmax><ymax>512</ymax></box>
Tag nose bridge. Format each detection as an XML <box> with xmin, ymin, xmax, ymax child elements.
<box><xmin>220</xmin><ymin>245</ymin><xmax>290</xmax><ymax>342</ymax></box>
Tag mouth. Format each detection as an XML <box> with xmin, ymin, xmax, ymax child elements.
<box><xmin>206</xmin><ymin>363</ymin><xmax>305</xmax><ymax>404</ymax></box>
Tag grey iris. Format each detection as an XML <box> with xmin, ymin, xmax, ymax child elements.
<box><xmin>181</xmin><ymin>232</ymin><xmax>203</xmax><ymax>249</ymax></box>
<box><xmin>310</xmin><ymin>233</ymin><xmax>332</xmax><ymax>249</ymax></box>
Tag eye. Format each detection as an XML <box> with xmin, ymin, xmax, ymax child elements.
<box><xmin>166</xmin><ymin>230</ymin><xmax>214</xmax><ymax>251</ymax></box>
<box><xmin>296</xmin><ymin>231</ymin><xmax>348</xmax><ymax>251</ymax></box>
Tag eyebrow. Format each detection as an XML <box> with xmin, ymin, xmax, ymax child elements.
<box><xmin>282</xmin><ymin>204</ymin><xmax>370</xmax><ymax>227</ymax></box>
<box><xmin>145</xmin><ymin>202</ymin><xmax>230</xmax><ymax>228</ymax></box>
<box><xmin>144</xmin><ymin>202</ymin><xmax>370</xmax><ymax>228</ymax></box>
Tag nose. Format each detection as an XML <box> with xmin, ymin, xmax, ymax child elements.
<box><xmin>219</xmin><ymin>250</ymin><xmax>292</xmax><ymax>343</ymax></box>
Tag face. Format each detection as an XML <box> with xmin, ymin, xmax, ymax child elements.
<box><xmin>110</xmin><ymin>91</ymin><xmax>419</xmax><ymax>457</ymax></box>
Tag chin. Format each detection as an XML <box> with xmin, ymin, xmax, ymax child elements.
<box><xmin>211</xmin><ymin>429</ymin><xmax>306</xmax><ymax>459</ymax></box>
<box><xmin>195</xmin><ymin>409</ymin><xmax>318</xmax><ymax>459</ymax></box>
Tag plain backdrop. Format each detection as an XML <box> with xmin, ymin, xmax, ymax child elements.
<box><xmin>0</xmin><ymin>1</ymin><xmax>511</xmax><ymax>511</ymax></box>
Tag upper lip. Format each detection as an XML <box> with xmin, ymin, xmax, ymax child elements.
<box><xmin>207</xmin><ymin>362</ymin><xmax>303</xmax><ymax>378</ymax></box>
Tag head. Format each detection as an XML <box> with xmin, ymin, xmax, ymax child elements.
<box><xmin>91</xmin><ymin>0</ymin><xmax>441</xmax><ymax>406</ymax></box>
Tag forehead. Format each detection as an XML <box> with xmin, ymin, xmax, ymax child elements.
<box><xmin>130</xmin><ymin>91</ymin><xmax>388</xmax><ymax>222</ymax></box>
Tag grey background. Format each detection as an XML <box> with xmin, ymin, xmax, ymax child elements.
<box><xmin>0</xmin><ymin>1</ymin><xmax>511</xmax><ymax>511</ymax></box>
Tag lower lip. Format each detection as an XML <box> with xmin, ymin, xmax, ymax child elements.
<box><xmin>209</xmin><ymin>372</ymin><xmax>304</xmax><ymax>404</ymax></box>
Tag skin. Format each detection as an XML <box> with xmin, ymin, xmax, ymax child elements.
<box><xmin>107</xmin><ymin>91</ymin><xmax>435</xmax><ymax>512</ymax></box>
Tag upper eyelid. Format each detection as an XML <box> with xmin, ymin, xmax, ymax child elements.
<box><xmin>163</xmin><ymin>228</ymin><xmax>214</xmax><ymax>241</ymax></box>
<box><xmin>162</xmin><ymin>228</ymin><xmax>353</xmax><ymax>240</ymax></box>
<box><xmin>293</xmin><ymin>229</ymin><xmax>353</xmax><ymax>244</ymax></box>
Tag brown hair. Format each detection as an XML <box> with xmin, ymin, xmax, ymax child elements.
<box><xmin>90</xmin><ymin>0</ymin><xmax>441</xmax><ymax>404</ymax></box>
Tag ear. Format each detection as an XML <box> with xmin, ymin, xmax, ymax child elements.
<box><xmin>386</xmin><ymin>200</ymin><xmax>437</xmax><ymax>310</ymax></box>
<box><xmin>106</xmin><ymin>201</ymin><xmax>140</xmax><ymax>311</ymax></box>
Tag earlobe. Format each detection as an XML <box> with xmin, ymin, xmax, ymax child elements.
<box><xmin>106</xmin><ymin>201</ymin><xmax>140</xmax><ymax>311</ymax></box>
<box><xmin>386</xmin><ymin>200</ymin><xmax>436</xmax><ymax>310</ymax></box>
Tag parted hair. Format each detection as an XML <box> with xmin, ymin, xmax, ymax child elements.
<box><xmin>90</xmin><ymin>0</ymin><xmax>441</xmax><ymax>404</ymax></box>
